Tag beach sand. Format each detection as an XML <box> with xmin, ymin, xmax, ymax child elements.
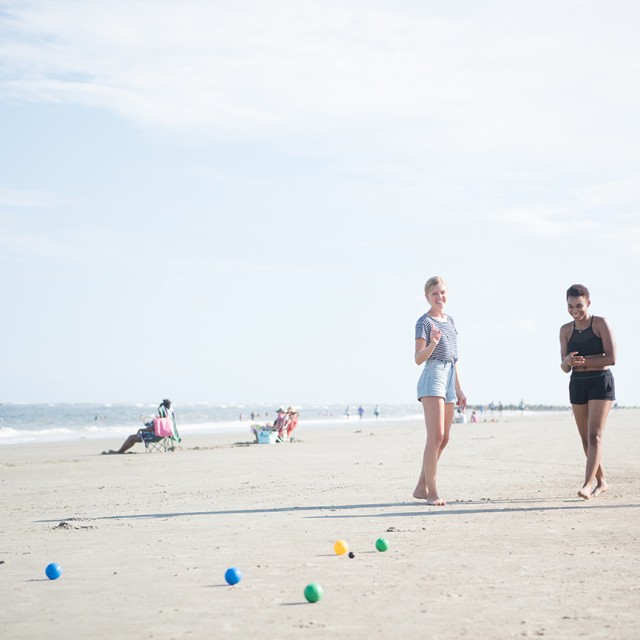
<box><xmin>1</xmin><ymin>410</ymin><xmax>639</xmax><ymax>639</ymax></box>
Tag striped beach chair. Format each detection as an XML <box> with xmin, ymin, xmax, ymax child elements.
<box><xmin>144</xmin><ymin>405</ymin><xmax>181</xmax><ymax>453</ymax></box>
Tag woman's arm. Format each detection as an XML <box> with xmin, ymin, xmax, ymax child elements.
<box><xmin>415</xmin><ymin>335</ymin><xmax>438</xmax><ymax>365</ymax></box>
<box><xmin>559</xmin><ymin>325</ymin><xmax>571</xmax><ymax>373</ymax></box>
<box><xmin>584</xmin><ymin>316</ymin><xmax>616</xmax><ymax>367</ymax></box>
<box><xmin>454</xmin><ymin>363</ymin><xmax>466</xmax><ymax>409</ymax></box>
<box><xmin>559</xmin><ymin>324</ymin><xmax>585</xmax><ymax>373</ymax></box>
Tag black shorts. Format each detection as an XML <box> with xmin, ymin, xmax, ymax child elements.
<box><xmin>569</xmin><ymin>370</ymin><xmax>615</xmax><ymax>405</ymax></box>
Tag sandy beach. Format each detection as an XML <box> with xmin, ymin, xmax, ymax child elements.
<box><xmin>1</xmin><ymin>410</ymin><xmax>639</xmax><ymax>639</ymax></box>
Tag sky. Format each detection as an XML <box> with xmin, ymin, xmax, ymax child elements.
<box><xmin>1</xmin><ymin>0</ymin><xmax>639</xmax><ymax>406</ymax></box>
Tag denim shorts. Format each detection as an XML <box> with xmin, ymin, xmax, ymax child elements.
<box><xmin>417</xmin><ymin>359</ymin><xmax>456</xmax><ymax>403</ymax></box>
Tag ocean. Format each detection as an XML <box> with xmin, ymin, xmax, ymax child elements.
<box><xmin>0</xmin><ymin>402</ymin><xmax>425</xmax><ymax>445</ymax></box>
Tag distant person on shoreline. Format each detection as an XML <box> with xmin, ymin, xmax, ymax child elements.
<box><xmin>413</xmin><ymin>276</ymin><xmax>466</xmax><ymax>506</ymax></box>
<box><xmin>357</xmin><ymin>406</ymin><xmax>364</xmax><ymax>419</ymax></box>
<box><xmin>103</xmin><ymin>399</ymin><xmax>175</xmax><ymax>454</ymax></box>
<box><xmin>560</xmin><ymin>284</ymin><xmax>616</xmax><ymax>499</ymax></box>
<box><xmin>374</xmin><ymin>405</ymin><xmax>380</xmax><ymax>418</ymax></box>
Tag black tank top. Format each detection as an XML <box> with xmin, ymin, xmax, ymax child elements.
<box><xmin>567</xmin><ymin>317</ymin><xmax>604</xmax><ymax>356</ymax></box>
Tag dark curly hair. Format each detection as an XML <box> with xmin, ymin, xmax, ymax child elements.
<box><xmin>566</xmin><ymin>284</ymin><xmax>590</xmax><ymax>299</ymax></box>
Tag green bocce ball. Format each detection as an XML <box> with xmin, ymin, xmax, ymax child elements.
<box><xmin>304</xmin><ymin>582</ymin><xmax>323</xmax><ymax>603</ymax></box>
<box><xmin>375</xmin><ymin>537</ymin><xmax>390</xmax><ymax>552</ymax></box>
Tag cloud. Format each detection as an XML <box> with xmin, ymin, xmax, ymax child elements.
<box><xmin>2</xmin><ymin>1</ymin><xmax>639</xmax><ymax>150</ymax></box>
<box><xmin>0</xmin><ymin>186</ymin><xmax>61</xmax><ymax>208</ymax></box>
<box><xmin>0</xmin><ymin>227</ymin><xmax>78</xmax><ymax>260</ymax></box>
<box><xmin>1</xmin><ymin>1</ymin><xmax>639</xmax><ymax>250</ymax></box>
<box><xmin>454</xmin><ymin>200</ymin><xmax>640</xmax><ymax>259</ymax></box>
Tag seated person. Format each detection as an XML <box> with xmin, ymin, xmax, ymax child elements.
<box><xmin>453</xmin><ymin>406</ymin><xmax>466</xmax><ymax>424</ymax></box>
<box><xmin>104</xmin><ymin>399</ymin><xmax>174</xmax><ymax>454</ymax></box>
<box><xmin>251</xmin><ymin>407</ymin><xmax>286</xmax><ymax>443</ymax></box>
<box><xmin>277</xmin><ymin>406</ymin><xmax>299</xmax><ymax>442</ymax></box>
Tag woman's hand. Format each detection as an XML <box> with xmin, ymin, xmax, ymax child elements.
<box><xmin>456</xmin><ymin>390</ymin><xmax>467</xmax><ymax>410</ymax></box>
<box><xmin>564</xmin><ymin>351</ymin><xmax>586</xmax><ymax>368</ymax></box>
<box><xmin>430</xmin><ymin>327</ymin><xmax>442</xmax><ymax>345</ymax></box>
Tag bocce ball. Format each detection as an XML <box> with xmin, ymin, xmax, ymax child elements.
<box><xmin>304</xmin><ymin>582</ymin><xmax>323</xmax><ymax>603</ymax></box>
<box><xmin>224</xmin><ymin>567</ymin><xmax>243</xmax><ymax>585</ymax></box>
<box><xmin>375</xmin><ymin>537</ymin><xmax>390</xmax><ymax>552</ymax></box>
<box><xmin>333</xmin><ymin>539</ymin><xmax>349</xmax><ymax>555</ymax></box>
<box><xmin>45</xmin><ymin>563</ymin><xmax>62</xmax><ymax>580</ymax></box>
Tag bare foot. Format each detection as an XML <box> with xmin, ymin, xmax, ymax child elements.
<box><xmin>427</xmin><ymin>497</ymin><xmax>446</xmax><ymax>506</ymax></box>
<box><xmin>591</xmin><ymin>481</ymin><xmax>609</xmax><ymax>498</ymax></box>
<box><xmin>577</xmin><ymin>487</ymin><xmax>591</xmax><ymax>500</ymax></box>
<box><xmin>413</xmin><ymin>489</ymin><xmax>429</xmax><ymax>500</ymax></box>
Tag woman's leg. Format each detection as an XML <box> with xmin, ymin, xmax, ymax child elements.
<box><xmin>440</xmin><ymin>402</ymin><xmax>455</xmax><ymax>459</ymax></box>
<box><xmin>572</xmin><ymin>403</ymin><xmax>606</xmax><ymax>498</ymax></box>
<box><xmin>413</xmin><ymin>396</ymin><xmax>446</xmax><ymax>505</ymax></box>
<box><xmin>578</xmin><ymin>399</ymin><xmax>612</xmax><ymax>499</ymax></box>
<box><xmin>115</xmin><ymin>433</ymin><xmax>141</xmax><ymax>454</ymax></box>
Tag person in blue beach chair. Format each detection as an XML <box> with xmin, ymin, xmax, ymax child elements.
<box><xmin>251</xmin><ymin>407</ymin><xmax>286</xmax><ymax>443</ymax></box>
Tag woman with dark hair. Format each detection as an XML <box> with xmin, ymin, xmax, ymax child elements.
<box><xmin>104</xmin><ymin>399</ymin><xmax>174</xmax><ymax>454</ymax></box>
<box><xmin>560</xmin><ymin>285</ymin><xmax>616</xmax><ymax>499</ymax></box>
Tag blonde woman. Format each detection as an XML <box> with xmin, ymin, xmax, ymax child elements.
<box><xmin>414</xmin><ymin>276</ymin><xmax>466</xmax><ymax>506</ymax></box>
<box><xmin>560</xmin><ymin>284</ymin><xmax>616</xmax><ymax>499</ymax></box>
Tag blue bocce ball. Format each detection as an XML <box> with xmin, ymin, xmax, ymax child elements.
<box><xmin>45</xmin><ymin>563</ymin><xmax>62</xmax><ymax>580</ymax></box>
<box><xmin>224</xmin><ymin>567</ymin><xmax>242</xmax><ymax>585</ymax></box>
